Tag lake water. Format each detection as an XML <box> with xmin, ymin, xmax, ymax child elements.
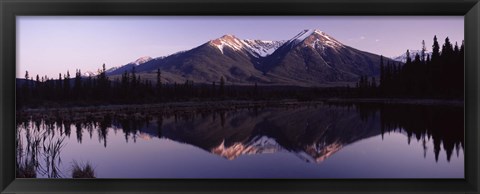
<box><xmin>16</xmin><ymin>102</ymin><xmax>464</xmax><ymax>178</ymax></box>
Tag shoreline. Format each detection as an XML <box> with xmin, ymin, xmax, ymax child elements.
<box><xmin>322</xmin><ymin>98</ymin><xmax>464</xmax><ymax>107</ymax></box>
<box><xmin>19</xmin><ymin>98</ymin><xmax>464</xmax><ymax>112</ymax></box>
<box><xmin>16</xmin><ymin>98</ymin><xmax>464</xmax><ymax>121</ymax></box>
<box><xmin>19</xmin><ymin>99</ymin><xmax>318</xmax><ymax>113</ymax></box>
<box><xmin>16</xmin><ymin>100</ymin><xmax>320</xmax><ymax>122</ymax></box>
<box><xmin>16</xmin><ymin>98</ymin><xmax>464</xmax><ymax>123</ymax></box>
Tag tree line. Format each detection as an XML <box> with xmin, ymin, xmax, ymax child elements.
<box><xmin>18</xmin><ymin>64</ymin><xmax>237</xmax><ymax>108</ymax></box>
<box><xmin>357</xmin><ymin>35</ymin><xmax>464</xmax><ymax>99</ymax></box>
<box><xmin>19</xmin><ymin>64</ymin><xmax>343</xmax><ymax>108</ymax></box>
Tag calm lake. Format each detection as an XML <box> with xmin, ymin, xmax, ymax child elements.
<box><xmin>16</xmin><ymin>102</ymin><xmax>464</xmax><ymax>178</ymax></box>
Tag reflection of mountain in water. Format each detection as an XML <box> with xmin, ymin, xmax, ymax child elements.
<box><xmin>109</xmin><ymin>103</ymin><xmax>463</xmax><ymax>163</ymax></box>
<box><xmin>149</xmin><ymin>106</ymin><xmax>381</xmax><ymax>163</ymax></box>
<box><xmin>18</xmin><ymin>103</ymin><xmax>464</xmax><ymax>166</ymax></box>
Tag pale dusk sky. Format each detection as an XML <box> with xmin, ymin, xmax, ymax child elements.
<box><xmin>17</xmin><ymin>16</ymin><xmax>463</xmax><ymax>78</ymax></box>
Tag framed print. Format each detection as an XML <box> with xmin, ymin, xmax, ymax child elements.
<box><xmin>1</xmin><ymin>0</ymin><xmax>480</xmax><ymax>193</ymax></box>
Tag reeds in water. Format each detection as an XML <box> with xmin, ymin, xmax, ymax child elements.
<box><xmin>72</xmin><ymin>161</ymin><xmax>96</xmax><ymax>178</ymax></box>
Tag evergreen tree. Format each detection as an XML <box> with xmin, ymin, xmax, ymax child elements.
<box><xmin>406</xmin><ymin>49</ymin><xmax>412</xmax><ymax>64</ymax></box>
<box><xmin>74</xmin><ymin>69</ymin><xmax>82</xmax><ymax>100</ymax></box>
<box><xmin>432</xmin><ymin>35</ymin><xmax>440</xmax><ymax>61</ymax></box>
<box><xmin>421</xmin><ymin>40</ymin><xmax>427</xmax><ymax>62</ymax></box>
<box><xmin>442</xmin><ymin>37</ymin><xmax>453</xmax><ymax>57</ymax></box>
<box><xmin>21</xmin><ymin>71</ymin><xmax>30</xmax><ymax>104</ymax></box>
<box><xmin>460</xmin><ymin>40</ymin><xmax>464</xmax><ymax>54</ymax></box>
<box><xmin>414</xmin><ymin>53</ymin><xmax>421</xmax><ymax>63</ymax></box>
<box><xmin>64</xmin><ymin>71</ymin><xmax>71</xmax><ymax>99</ymax></box>
<box><xmin>454</xmin><ymin>42</ymin><xmax>459</xmax><ymax>54</ymax></box>
<box><xmin>57</xmin><ymin>73</ymin><xmax>63</xmax><ymax>100</ymax></box>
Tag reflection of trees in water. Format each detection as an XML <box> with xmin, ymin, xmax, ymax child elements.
<box><xmin>17</xmin><ymin>102</ymin><xmax>464</xmax><ymax>177</ymax></box>
<box><xmin>98</xmin><ymin>115</ymin><xmax>111</xmax><ymax>147</ymax></box>
<box><xmin>75</xmin><ymin>123</ymin><xmax>82</xmax><ymax>143</ymax></box>
<box><xmin>378</xmin><ymin>104</ymin><xmax>464</xmax><ymax>162</ymax></box>
<box><xmin>330</xmin><ymin>102</ymin><xmax>464</xmax><ymax>162</ymax></box>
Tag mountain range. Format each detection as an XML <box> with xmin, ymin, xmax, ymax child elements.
<box><xmin>104</xmin><ymin>29</ymin><xmax>398</xmax><ymax>87</ymax></box>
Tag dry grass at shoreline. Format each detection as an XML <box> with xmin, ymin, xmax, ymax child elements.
<box><xmin>16</xmin><ymin>99</ymin><xmax>463</xmax><ymax>124</ymax></box>
<box><xmin>323</xmin><ymin>98</ymin><xmax>464</xmax><ymax>107</ymax></box>
<box><xmin>17</xmin><ymin>100</ymin><xmax>319</xmax><ymax>123</ymax></box>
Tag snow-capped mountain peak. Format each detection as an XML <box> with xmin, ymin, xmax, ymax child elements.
<box><xmin>288</xmin><ymin>29</ymin><xmax>344</xmax><ymax>49</ymax></box>
<box><xmin>209</xmin><ymin>34</ymin><xmax>245</xmax><ymax>54</ymax></box>
<box><xmin>132</xmin><ymin>56</ymin><xmax>153</xmax><ymax>65</ymax></box>
<box><xmin>209</xmin><ymin>34</ymin><xmax>285</xmax><ymax>57</ymax></box>
<box><xmin>288</xmin><ymin>29</ymin><xmax>315</xmax><ymax>45</ymax></box>
<box><xmin>312</xmin><ymin>29</ymin><xmax>325</xmax><ymax>35</ymax></box>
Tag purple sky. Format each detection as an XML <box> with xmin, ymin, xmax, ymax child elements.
<box><xmin>17</xmin><ymin>16</ymin><xmax>463</xmax><ymax>78</ymax></box>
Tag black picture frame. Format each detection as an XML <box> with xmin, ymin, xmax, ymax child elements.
<box><xmin>1</xmin><ymin>0</ymin><xmax>479</xmax><ymax>193</ymax></box>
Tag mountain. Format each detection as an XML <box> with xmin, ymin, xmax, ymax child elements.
<box><xmin>107</xmin><ymin>34</ymin><xmax>279</xmax><ymax>84</ymax></box>
<box><xmin>145</xmin><ymin>105</ymin><xmax>382</xmax><ymax>163</ymax></box>
<box><xmin>82</xmin><ymin>71</ymin><xmax>97</xmax><ymax>77</ymax></box>
<box><xmin>106</xmin><ymin>56</ymin><xmax>154</xmax><ymax>75</ymax></box>
<box><xmin>15</xmin><ymin>78</ymin><xmax>34</xmax><ymax>86</ymax></box>
<box><xmin>106</xmin><ymin>29</ymin><xmax>397</xmax><ymax>86</ymax></box>
<box><xmin>132</xmin><ymin>56</ymin><xmax>153</xmax><ymax>65</ymax></box>
<box><xmin>262</xmin><ymin>29</ymin><xmax>394</xmax><ymax>86</ymax></box>
<box><xmin>132</xmin><ymin>34</ymin><xmax>270</xmax><ymax>84</ymax></box>
<box><xmin>239</xmin><ymin>39</ymin><xmax>286</xmax><ymax>57</ymax></box>
<box><xmin>392</xmin><ymin>50</ymin><xmax>432</xmax><ymax>63</ymax></box>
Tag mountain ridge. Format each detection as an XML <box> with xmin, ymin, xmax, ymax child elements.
<box><xmin>105</xmin><ymin>29</ymin><xmax>399</xmax><ymax>86</ymax></box>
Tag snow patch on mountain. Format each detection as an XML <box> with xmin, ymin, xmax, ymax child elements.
<box><xmin>243</xmin><ymin>39</ymin><xmax>286</xmax><ymax>57</ymax></box>
<box><xmin>209</xmin><ymin>34</ymin><xmax>286</xmax><ymax>58</ymax></box>
<box><xmin>101</xmin><ymin>56</ymin><xmax>154</xmax><ymax>75</ymax></box>
<box><xmin>210</xmin><ymin>135</ymin><xmax>347</xmax><ymax>163</ymax></box>
<box><xmin>296</xmin><ymin>141</ymin><xmax>344</xmax><ymax>163</ymax></box>
<box><xmin>287</xmin><ymin>29</ymin><xmax>345</xmax><ymax>49</ymax></box>
<box><xmin>209</xmin><ymin>34</ymin><xmax>246</xmax><ymax>54</ymax></box>
<box><xmin>392</xmin><ymin>50</ymin><xmax>432</xmax><ymax>63</ymax></box>
<box><xmin>210</xmin><ymin>136</ymin><xmax>284</xmax><ymax>160</ymax></box>
<box><xmin>132</xmin><ymin>56</ymin><xmax>153</xmax><ymax>65</ymax></box>
<box><xmin>288</xmin><ymin>29</ymin><xmax>315</xmax><ymax>46</ymax></box>
<box><xmin>82</xmin><ymin>71</ymin><xmax>97</xmax><ymax>77</ymax></box>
